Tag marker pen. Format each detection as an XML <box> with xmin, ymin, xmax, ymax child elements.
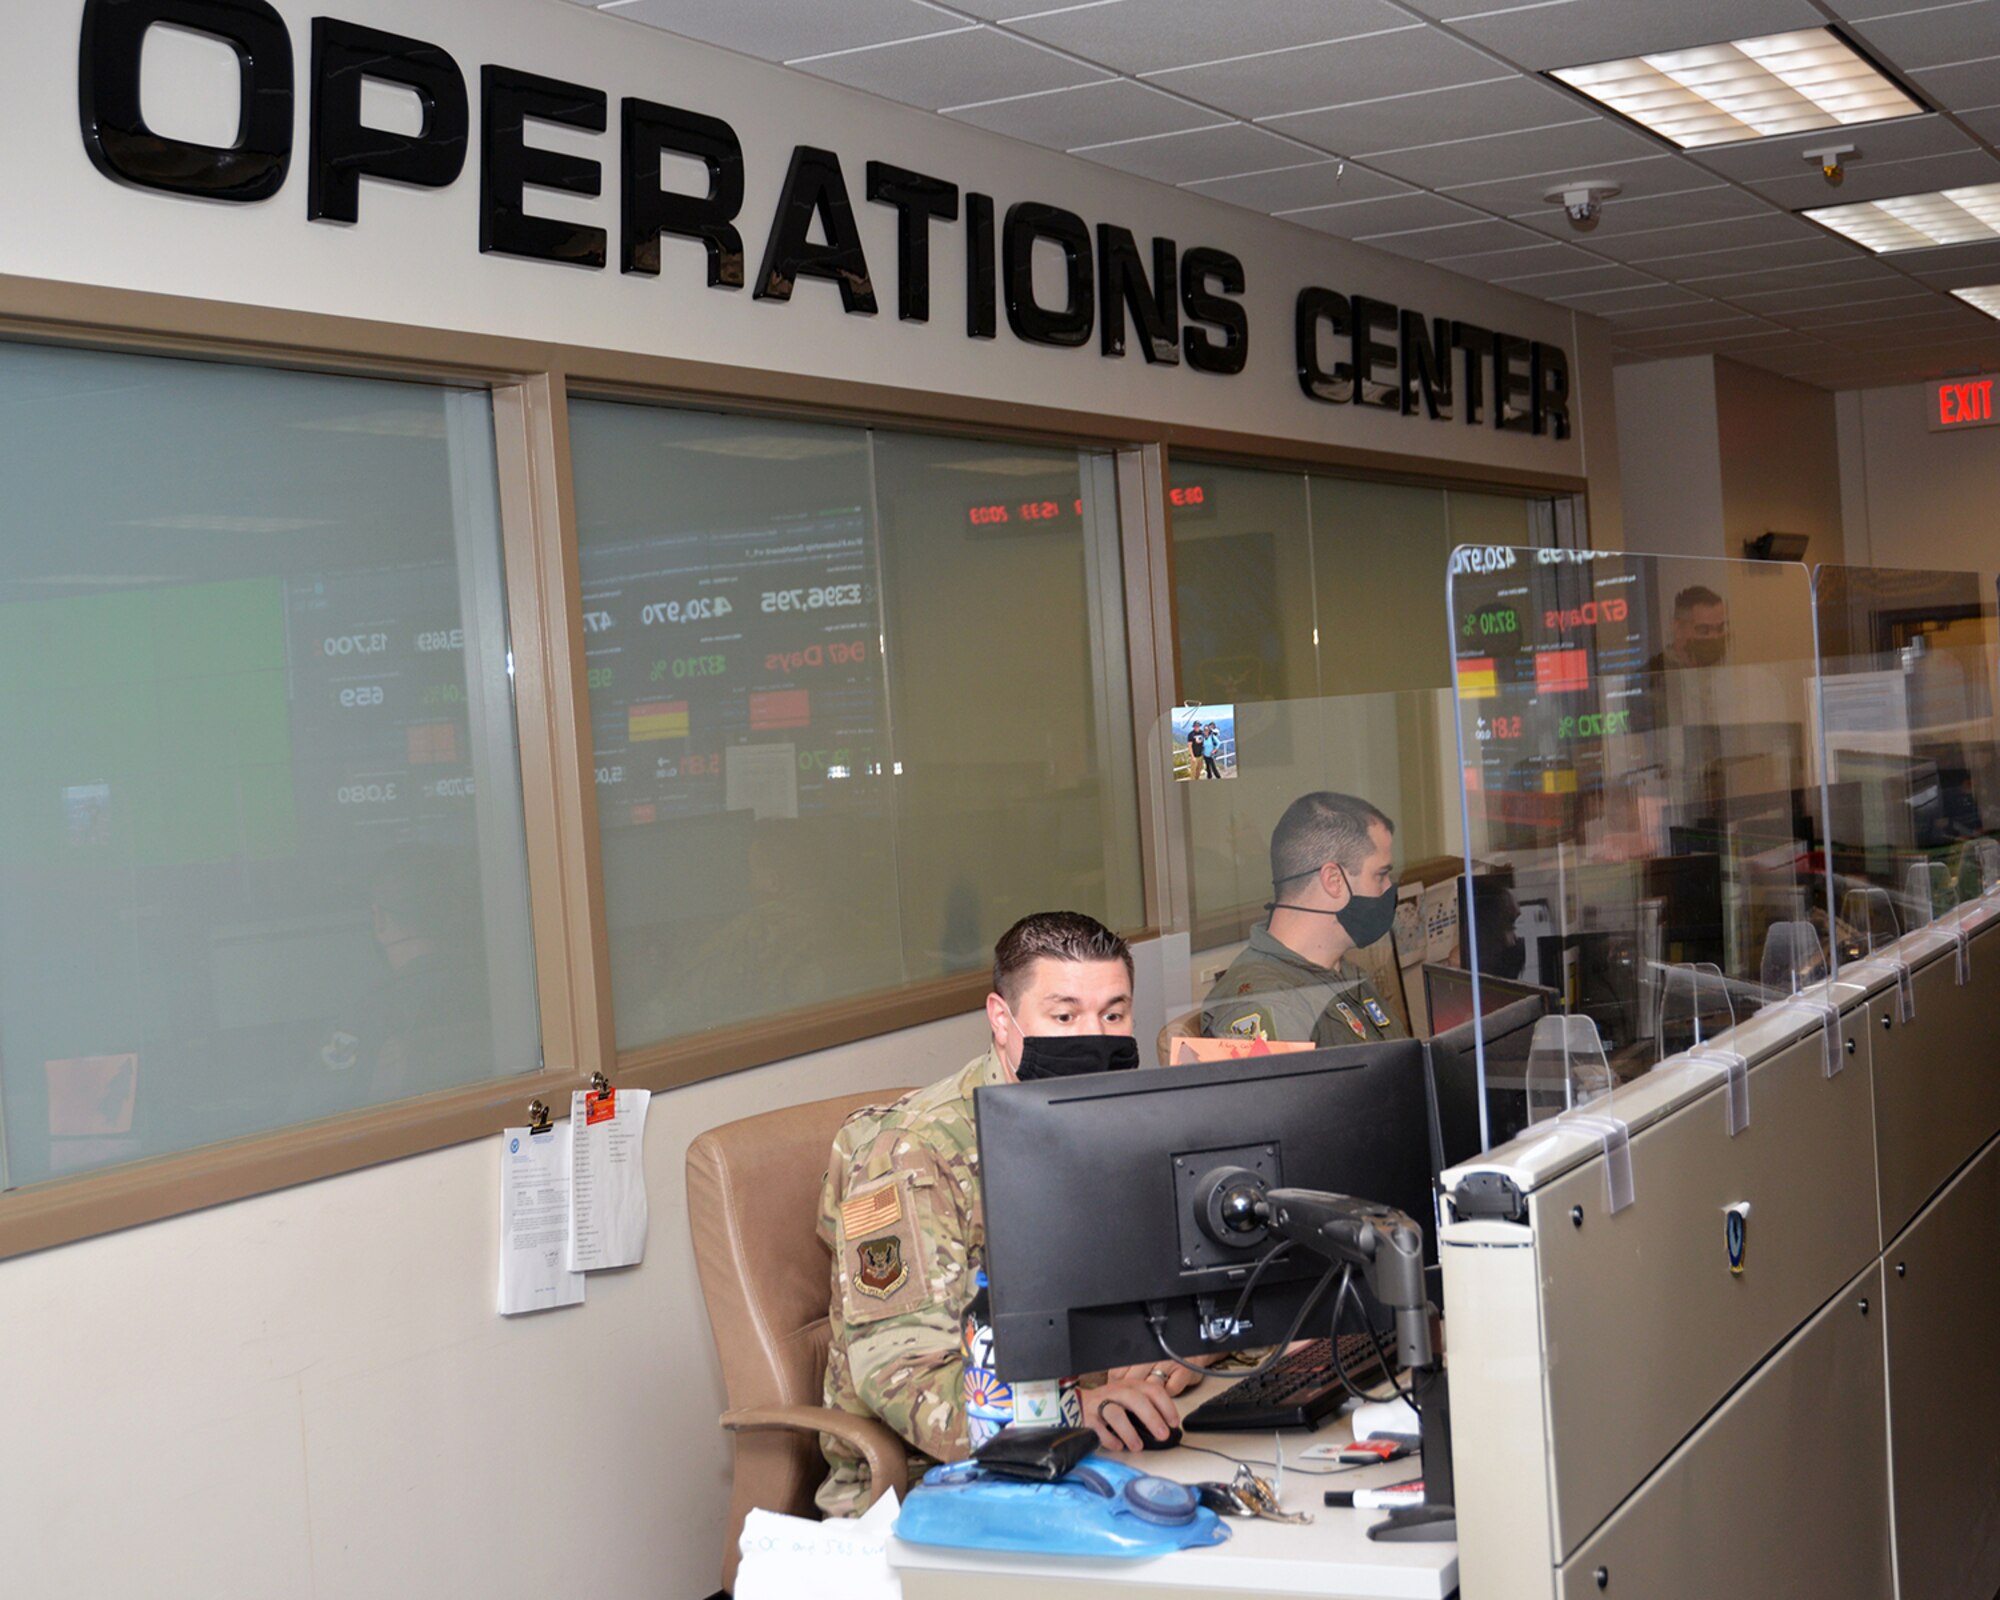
<box><xmin>1324</xmin><ymin>1479</ymin><xmax>1426</xmax><ymax>1510</ymax></box>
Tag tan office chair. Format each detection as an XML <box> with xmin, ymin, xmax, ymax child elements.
<box><xmin>1157</xmin><ymin>1006</ymin><xmax>1204</xmax><ymax>1065</ymax></box>
<box><xmin>686</xmin><ymin>1088</ymin><xmax>917</xmax><ymax>1591</ymax></box>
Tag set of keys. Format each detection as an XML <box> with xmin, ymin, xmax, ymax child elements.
<box><xmin>1194</xmin><ymin>1462</ymin><xmax>1314</xmax><ymax>1525</ymax></box>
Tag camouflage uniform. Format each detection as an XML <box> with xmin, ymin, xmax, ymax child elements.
<box><xmin>815</xmin><ymin>1049</ymin><xmax>1007</xmax><ymax>1517</ymax></box>
<box><xmin>1201</xmin><ymin>921</ymin><xmax>1407</xmax><ymax>1048</ymax></box>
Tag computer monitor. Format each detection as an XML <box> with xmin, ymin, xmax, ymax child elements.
<box><xmin>1422</xmin><ymin>964</ymin><xmax>1556</xmax><ymax>1038</ymax></box>
<box><xmin>976</xmin><ymin>1039</ymin><xmax>1434</xmax><ymax>1383</ymax></box>
<box><xmin>1424</xmin><ymin>992</ymin><xmax>1553</xmax><ymax>1171</ymax></box>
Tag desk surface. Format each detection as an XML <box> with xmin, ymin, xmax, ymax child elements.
<box><xmin>888</xmin><ymin>1379</ymin><xmax>1458</xmax><ymax>1600</ymax></box>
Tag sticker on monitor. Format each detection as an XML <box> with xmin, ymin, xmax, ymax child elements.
<box><xmin>1172</xmin><ymin>704</ymin><xmax>1237</xmax><ymax>782</ymax></box>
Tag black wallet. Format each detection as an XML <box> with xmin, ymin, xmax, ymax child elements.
<box><xmin>972</xmin><ymin>1424</ymin><xmax>1099</xmax><ymax>1482</ymax></box>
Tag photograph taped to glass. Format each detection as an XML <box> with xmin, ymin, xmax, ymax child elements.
<box><xmin>1172</xmin><ymin>704</ymin><xmax>1237</xmax><ymax>782</ymax></box>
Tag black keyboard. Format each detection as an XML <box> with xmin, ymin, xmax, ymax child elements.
<box><xmin>1182</xmin><ymin>1332</ymin><xmax>1397</xmax><ymax>1433</ymax></box>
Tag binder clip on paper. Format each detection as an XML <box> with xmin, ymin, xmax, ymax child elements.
<box><xmin>1760</xmin><ymin>921</ymin><xmax>1841</xmax><ymax>1078</ymax></box>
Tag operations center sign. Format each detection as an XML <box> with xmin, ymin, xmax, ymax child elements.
<box><xmin>74</xmin><ymin>0</ymin><xmax>1571</xmax><ymax>440</ymax></box>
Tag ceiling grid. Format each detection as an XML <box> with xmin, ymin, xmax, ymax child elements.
<box><xmin>572</xmin><ymin>0</ymin><xmax>2000</xmax><ymax>388</ymax></box>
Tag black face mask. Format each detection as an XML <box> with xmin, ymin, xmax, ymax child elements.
<box><xmin>1015</xmin><ymin>1034</ymin><xmax>1140</xmax><ymax>1081</ymax></box>
<box><xmin>1270</xmin><ymin>863</ymin><xmax>1399</xmax><ymax>951</ymax></box>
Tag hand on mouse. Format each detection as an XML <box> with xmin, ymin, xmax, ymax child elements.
<box><xmin>1082</xmin><ymin>1374</ymin><xmax>1181</xmax><ymax>1450</ymax></box>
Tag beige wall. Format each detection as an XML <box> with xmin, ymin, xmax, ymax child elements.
<box><xmin>1614</xmin><ymin>355</ymin><xmax>1844</xmax><ymax>569</ymax></box>
<box><xmin>1838</xmin><ymin>381</ymin><xmax>2000</xmax><ymax>574</ymax></box>
<box><xmin>1715</xmin><ymin>358</ymin><xmax>1846</xmax><ymax>570</ymax></box>
<box><xmin>1612</xmin><ymin>355</ymin><xmax>1728</xmax><ymax>560</ymax></box>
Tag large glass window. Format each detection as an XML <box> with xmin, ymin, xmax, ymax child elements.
<box><xmin>1166</xmin><ymin>459</ymin><xmax>1558</xmax><ymax>936</ymax></box>
<box><xmin>566</xmin><ymin>402</ymin><xmax>1143</xmax><ymax>1052</ymax></box>
<box><xmin>0</xmin><ymin>346</ymin><xmax>540</xmax><ymax>1189</ymax></box>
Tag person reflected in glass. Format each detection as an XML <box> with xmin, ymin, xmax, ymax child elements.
<box><xmin>1646</xmin><ymin>584</ymin><xmax>1729</xmax><ymax>673</ymax></box>
<box><xmin>1201</xmin><ymin>792</ymin><xmax>1407</xmax><ymax>1047</ymax></box>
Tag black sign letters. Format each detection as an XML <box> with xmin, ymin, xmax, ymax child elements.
<box><xmin>72</xmin><ymin>0</ymin><xmax>1568</xmax><ymax>438</ymax></box>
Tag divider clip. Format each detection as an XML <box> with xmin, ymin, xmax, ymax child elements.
<box><xmin>1564</xmin><ymin>1109</ymin><xmax>1635</xmax><ymax>1214</ymax></box>
<box><xmin>1771</xmin><ymin>994</ymin><xmax>1842</xmax><ymax>1078</ymax></box>
<box><xmin>1686</xmin><ymin>1047</ymin><xmax>1750</xmax><ymax>1137</ymax></box>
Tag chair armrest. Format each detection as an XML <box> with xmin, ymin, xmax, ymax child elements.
<box><xmin>721</xmin><ymin>1405</ymin><xmax>910</xmax><ymax>1508</ymax></box>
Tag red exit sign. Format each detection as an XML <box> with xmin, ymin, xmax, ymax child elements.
<box><xmin>1930</xmin><ymin>376</ymin><xmax>1998</xmax><ymax>431</ymax></box>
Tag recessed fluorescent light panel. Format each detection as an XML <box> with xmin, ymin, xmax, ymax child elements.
<box><xmin>1953</xmin><ymin>286</ymin><xmax>2000</xmax><ymax>322</ymax></box>
<box><xmin>1552</xmin><ymin>29</ymin><xmax>1921</xmax><ymax>149</ymax></box>
<box><xmin>1806</xmin><ymin>184</ymin><xmax>2000</xmax><ymax>253</ymax></box>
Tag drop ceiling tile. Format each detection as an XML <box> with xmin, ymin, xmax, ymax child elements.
<box><xmin>1491</xmin><ymin>260</ymin><xmax>1662</xmax><ymax>294</ymax></box>
<box><xmin>795</xmin><ymin>26</ymin><xmax>1108</xmax><ymax>109</ymax></box>
<box><xmin>1183</xmin><ymin>159</ymin><xmax>1413</xmax><ymax>211</ymax></box>
<box><xmin>1777</xmin><ymin>293</ymin><xmax>1943</xmax><ymax>326</ymax></box>
<box><xmin>1364</xmin><ymin>117</ymin><xmax>1658</xmax><ymax>191</ymax></box>
<box><xmin>1261</xmin><ymin>74</ymin><xmax>1577</xmax><ymax>157</ymax></box>
<box><xmin>1679</xmin><ymin>257</ymin><xmax>1904</xmax><ymax>294</ymax></box>
<box><xmin>1444</xmin><ymin>0</ymin><xmax>1830</xmax><ymax>73</ymax></box>
<box><xmin>1552</xmin><ymin>282</ymin><xmax>1712</xmax><ymax>310</ymax></box>
<box><xmin>1887</xmin><ymin>238</ymin><xmax>2000</xmax><ymax>279</ymax></box>
<box><xmin>1962</xmin><ymin>106</ymin><xmax>2000</xmax><ymax>143</ymax></box>
<box><xmin>1582</xmin><ymin>211</ymin><xmax>1821</xmax><ymax>264</ymax></box>
<box><xmin>1723</xmin><ymin>280</ymin><xmax>1934</xmax><ymax>311</ymax></box>
<box><xmin>1142</xmin><ymin>27</ymin><xmax>1504</xmax><ymax>121</ymax></box>
<box><xmin>1908</xmin><ymin>258</ymin><xmax>2000</xmax><ymax>289</ymax></box>
<box><xmin>1076</xmin><ymin>121</ymin><xmax>1323</xmax><ymax>182</ymax></box>
<box><xmin>1846</xmin><ymin>2</ymin><xmax>2000</xmax><ymax>72</ymax></box>
<box><xmin>1357</xmin><ymin>217</ymin><xmax>1546</xmax><ymax>262</ymax></box>
<box><xmin>1003</xmin><ymin>0</ymin><xmax>1412</xmax><ymax>76</ymax></box>
<box><xmin>1505</xmin><ymin>182</ymin><xmax>1774</xmax><ymax>241</ymax></box>
<box><xmin>1429</xmin><ymin>238</ymin><xmax>1606</xmax><ymax>277</ymax></box>
<box><xmin>1617</xmin><ymin>326</ymin><xmax>1810</xmax><ymax>354</ymax></box>
<box><xmin>1449</xmin><ymin>154</ymin><xmax>1721</xmax><ymax>218</ymax></box>
<box><xmin>947</xmin><ymin>79</ymin><xmax>1225</xmax><ymax>147</ymax></box>
<box><xmin>1279</xmin><ymin>190</ymin><xmax>1489</xmax><ymax>236</ymax></box>
<box><xmin>1685</xmin><ymin>113</ymin><xmax>1970</xmax><ymax>185</ymax></box>
<box><xmin>1744</xmin><ymin>147</ymin><xmax>2000</xmax><ymax>210</ymax></box>
<box><xmin>1544</xmin><ymin>282</ymin><xmax>1707</xmax><ymax>309</ymax></box>
<box><xmin>1642</xmin><ymin>236</ymin><xmax>1867</xmax><ymax>281</ymax></box>
<box><xmin>1910</xmin><ymin>56</ymin><xmax>2000</xmax><ymax>110</ymax></box>
<box><xmin>607</xmin><ymin>0</ymin><xmax>969</xmax><ymax>60</ymax></box>
<box><xmin>1601</xmin><ymin>300</ymin><xmax>1755</xmax><ymax>330</ymax></box>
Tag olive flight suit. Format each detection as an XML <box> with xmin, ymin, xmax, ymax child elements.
<box><xmin>1200</xmin><ymin>921</ymin><xmax>1407</xmax><ymax>1048</ymax></box>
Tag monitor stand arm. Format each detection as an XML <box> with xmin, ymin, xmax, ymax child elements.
<box><xmin>1259</xmin><ymin>1190</ymin><xmax>1457</xmax><ymax>1545</ymax></box>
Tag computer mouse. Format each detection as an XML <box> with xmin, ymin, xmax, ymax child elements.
<box><xmin>1101</xmin><ymin>1401</ymin><xmax>1182</xmax><ymax>1451</ymax></box>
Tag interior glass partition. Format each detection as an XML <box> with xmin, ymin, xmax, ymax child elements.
<box><xmin>1811</xmin><ymin>565</ymin><xmax>2000</xmax><ymax>956</ymax></box>
<box><xmin>0</xmin><ymin>347</ymin><xmax>542</xmax><ymax>1190</ymax></box>
<box><xmin>1151</xmin><ymin>688</ymin><xmax>1467</xmax><ymax>1035</ymax></box>
<box><xmin>566</xmin><ymin>401</ymin><xmax>1143</xmax><ymax>1052</ymax></box>
<box><xmin>1447</xmin><ymin>548</ymin><xmax>1825</xmax><ymax>1149</ymax></box>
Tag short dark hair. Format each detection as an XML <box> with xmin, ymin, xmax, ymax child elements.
<box><xmin>992</xmin><ymin>911</ymin><xmax>1133</xmax><ymax>1006</ymax></box>
<box><xmin>1270</xmin><ymin>792</ymin><xmax>1394</xmax><ymax>885</ymax></box>
<box><xmin>1674</xmin><ymin>584</ymin><xmax>1725</xmax><ymax>616</ymax></box>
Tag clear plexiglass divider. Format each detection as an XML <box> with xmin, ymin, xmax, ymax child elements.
<box><xmin>1443</xmin><ymin>547</ymin><xmax>2000</xmax><ymax>1172</ymax></box>
<box><xmin>1811</xmin><ymin>564</ymin><xmax>2000</xmax><ymax>1007</ymax></box>
<box><xmin>1448</xmin><ymin>547</ymin><xmax>1840</xmax><ymax>1160</ymax></box>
